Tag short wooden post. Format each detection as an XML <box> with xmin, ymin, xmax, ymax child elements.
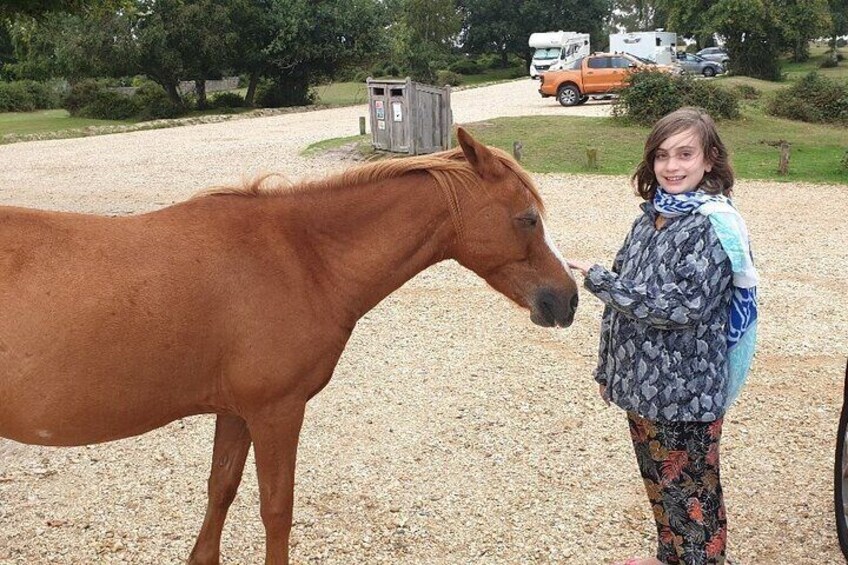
<box><xmin>778</xmin><ymin>141</ymin><xmax>791</xmax><ymax>175</ymax></box>
<box><xmin>586</xmin><ymin>147</ymin><xmax>598</xmax><ymax>169</ymax></box>
<box><xmin>512</xmin><ymin>140</ymin><xmax>523</xmax><ymax>162</ymax></box>
<box><xmin>359</xmin><ymin>116</ymin><xmax>366</xmax><ymax>135</ymax></box>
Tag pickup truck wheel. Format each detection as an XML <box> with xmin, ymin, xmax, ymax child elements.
<box><xmin>557</xmin><ymin>85</ymin><xmax>580</xmax><ymax>107</ymax></box>
<box><xmin>702</xmin><ymin>66</ymin><xmax>716</xmax><ymax>78</ymax></box>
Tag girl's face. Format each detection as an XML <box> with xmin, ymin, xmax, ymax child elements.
<box><xmin>653</xmin><ymin>127</ymin><xmax>712</xmax><ymax>194</ymax></box>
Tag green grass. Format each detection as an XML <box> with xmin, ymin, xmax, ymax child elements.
<box><xmin>459</xmin><ymin>112</ymin><xmax>848</xmax><ymax>184</ymax></box>
<box><xmin>0</xmin><ymin>109</ymin><xmax>125</xmax><ymax>137</ymax></box>
<box><xmin>297</xmin><ymin>100</ymin><xmax>848</xmax><ymax>185</ymax></box>
<box><xmin>780</xmin><ymin>46</ymin><xmax>848</xmax><ymax>82</ymax></box>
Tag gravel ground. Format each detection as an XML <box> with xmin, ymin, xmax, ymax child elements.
<box><xmin>0</xmin><ymin>79</ymin><xmax>846</xmax><ymax>565</ymax></box>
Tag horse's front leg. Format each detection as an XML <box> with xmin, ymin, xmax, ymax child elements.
<box><xmin>248</xmin><ymin>402</ymin><xmax>307</xmax><ymax>565</ymax></box>
<box><xmin>188</xmin><ymin>414</ymin><xmax>252</xmax><ymax>565</ymax></box>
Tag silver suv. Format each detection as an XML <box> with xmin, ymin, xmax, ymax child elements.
<box><xmin>696</xmin><ymin>47</ymin><xmax>730</xmax><ymax>64</ymax></box>
<box><xmin>676</xmin><ymin>52</ymin><xmax>725</xmax><ymax>77</ymax></box>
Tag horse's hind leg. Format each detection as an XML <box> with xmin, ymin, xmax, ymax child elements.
<box><xmin>188</xmin><ymin>414</ymin><xmax>252</xmax><ymax>565</ymax></box>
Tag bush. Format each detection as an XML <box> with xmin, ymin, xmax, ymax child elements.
<box><xmin>841</xmin><ymin>150</ymin><xmax>848</xmax><ymax>172</ymax></box>
<box><xmin>0</xmin><ymin>80</ymin><xmax>61</xmax><ymax>112</ymax></box>
<box><xmin>766</xmin><ymin>72</ymin><xmax>848</xmax><ymax>125</ymax></box>
<box><xmin>133</xmin><ymin>81</ymin><xmax>184</xmax><ymax>120</ymax></box>
<box><xmin>209</xmin><ymin>91</ymin><xmax>245</xmax><ymax>109</ymax></box>
<box><xmin>256</xmin><ymin>79</ymin><xmax>315</xmax><ymax>107</ymax></box>
<box><xmin>449</xmin><ymin>59</ymin><xmax>481</xmax><ymax>75</ymax></box>
<box><xmin>77</xmin><ymin>89</ymin><xmax>139</xmax><ymax>120</ymax></box>
<box><xmin>63</xmin><ymin>79</ymin><xmax>109</xmax><ymax>115</ymax></box>
<box><xmin>820</xmin><ymin>57</ymin><xmax>839</xmax><ymax>69</ymax></box>
<box><xmin>435</xmin><ymin>70</ymin><xmax>462</xmax><ymax>87</ymax></box>
<box><xmin>613</xmin><ymin>69</ymin><xmax>740</xmax><ymax>125</ymax></box>
<box><xmin>735</xmin><ymin>83</ymin><xmax>761</xmax><ymax>100</ymax></box>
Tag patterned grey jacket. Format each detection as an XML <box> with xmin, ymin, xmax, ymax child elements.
<box><xmin>586</xmin><ymin>202</ymin><xmax>734</xmax><ymax>422</ymax></box>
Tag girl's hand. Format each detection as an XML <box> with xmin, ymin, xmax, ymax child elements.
<box><xmin>567</xmin><ymin>259</ymin><xmax>594</xmax><ymax>275</ymax></box>
<box><xmin>599</xmin><ymin>384</ymin><xmax>610</xmax><ymax>407</ymax></box>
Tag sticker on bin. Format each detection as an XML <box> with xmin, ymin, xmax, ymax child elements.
<box><xmin>375</xmin><ymin>100</ymin><xmax>384</xmax><ymax>120</ymax></box>
<box><xmin>392</xmin><ymin>103</ymin><xmax>403</xmax><ymax>122</ymax></box>
<box><xmin>377</xmin><ymin>120</ymin><xmax>386</xmax><ymax>130</ymax></box>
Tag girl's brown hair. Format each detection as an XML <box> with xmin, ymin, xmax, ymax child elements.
<box><xmin>631</xmin><ymin>106</ymin><xmax>734</xmax><ymax>200</ymax></box>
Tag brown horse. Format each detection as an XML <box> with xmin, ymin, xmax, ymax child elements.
<box><xmin>0</xmin><ymin>128</ymin><xmax>578</xmax><ymax>564</ymax></box>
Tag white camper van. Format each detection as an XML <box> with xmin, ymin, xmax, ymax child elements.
<box><xmin>528</xmin><ymin>31</ymin><xmax>591</xmax><ymax>78</ymax></box>
<box><xmin>609</xmin><ymin>30</ymin><xmax>678</xmax><ymax>65</ymax></box>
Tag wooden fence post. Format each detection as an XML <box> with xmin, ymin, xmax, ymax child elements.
<box><xmin>512</xmin><ymin>140</ymin><xmax>523</xmax><ymax>162</ymax></box>
<box><xmin>586</xmin><ymin>148</ymin><xmax>598</xmax><ymax>169</ymax></box>
<box><xmin>359</xmin><ymin>116</ymin><xmax>366</xmax><ymax>136</ymax></box>
<box><xmin>778</xmin><ymin>141</ymin><xmax>791</xmax><ymax>175</ymax></box>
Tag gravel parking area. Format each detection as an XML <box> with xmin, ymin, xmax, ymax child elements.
<box><xmin>0</xmin><ymin>79</ymin><xmax>845</xmax><ymax>565</ymax></box>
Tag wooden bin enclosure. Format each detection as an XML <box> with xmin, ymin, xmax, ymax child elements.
<box><xmin>366</xmin><ymin>77</ymin><xmax>452</xmax><ymax>155</ymax></box>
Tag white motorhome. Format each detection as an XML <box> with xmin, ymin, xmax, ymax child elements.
<box><xmin>609</xmin><ymin>30</ymin><xmax>678</xmax><ymax>65</ymax></box>
<box><xmin>528</xmin><ymin>31</ymin><xmax>591</xmax><ymax>78</ymax></box>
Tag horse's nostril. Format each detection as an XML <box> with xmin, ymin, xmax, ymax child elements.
<box><xmin>570</xmin><ymin>294</ymin><xmax>579</xmax><ymax>311</ymax></box>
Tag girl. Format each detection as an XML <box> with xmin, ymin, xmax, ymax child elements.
<box><xmin>568</xmin><ymin>107</ymin><xmax>757</xmax><ymax>565</ymax></box>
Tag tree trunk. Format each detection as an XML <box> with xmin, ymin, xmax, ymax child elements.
<box><xmin>164</xmin><ymin>82</ymin><xmax>182</xmax><ymax>107</ymax></box>
<box><xmin>195</xmin><ymin>79</ymin><xmax>207</xmax><ymax>109</ymax></box>
<box><xmin>245</xmin><ymin>72</ymin><xmax>260</xmax><ymax>107</ymax></box>
<box><xmin>500</xmin><ymin>49</ymin><xmax>508</xmax><ymax>68</ymax></box>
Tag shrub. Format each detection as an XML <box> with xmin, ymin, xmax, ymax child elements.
<box><xmin>0</xmin><ymin>81</ymin><xmax>35</xmax><ymax>112</ymax></box>
<box><xmin>449</xmin><ymin>59</ymin><xmax>481</xmax><ymax>75</ymax></box>
<box><xmin>841</xmin><ymin>150</ymin><xmax>848</xmax><ymax>172</ymax></box>
<box><xmin>133</xmin><ymin>81</ymin><xmax>184</xmax><ymax>120</ymax></box>
<box><xmin>63</xmin><ymin>79</ymin><xmax>109</xmax><ymax>115</ymax></box>
<box><xmin>820</xmin><ymin>57</ymin><xmax>838</xmax><ymax>69</ymax></box>
<box><xmin>209</xmin><ymin>91</ymin><xmax>245</xmax><ymax>109</ymax></box>
<box><xmin>77</xmin><ymin>89</ymin><xmax>139</xmax><ymax>120</ymax></box>
<box><xmin>735</xmin><ymin>83</ymin><xmax>761</xmax><ymax>100</ymax></box>
<box><xmin>0</xmin><ymin>80</ymin><xmax>61</xmax><ymax>112</ymax></box>
<box><xmin>435</xmin><ymin>70</ymin><xmax>462</xmax><ymax>87</ymax></box>
<box><xmin>256</xmin><ymin>79</ymin><xmax>315</xmax><ymax>107</ymax></box>
<box><xmin>613</xmin><ymin>69</ymin><xmax>740</xmax><ymax>125</ymax></box>
<box><xmin>766</xmin><ymin>72</ymin><xmax>848</xmax><ymax>125</ymax></box>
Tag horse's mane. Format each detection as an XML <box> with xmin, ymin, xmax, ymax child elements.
<box><xmin>196</xmin><ymin>147</ymin><xmax>544</xmax><ymax>235</ymax></box>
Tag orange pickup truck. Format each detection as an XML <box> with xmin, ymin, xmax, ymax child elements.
<box><xmin>538</xmin><ymin>52</ymin><xmax>677</xmax><ymax>106</ymax></box>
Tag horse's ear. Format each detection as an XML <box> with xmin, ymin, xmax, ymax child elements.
<box><xmin>457</xmin><ymin>127</ymin><xmax>505</xmax><ymax>180</ymax></box>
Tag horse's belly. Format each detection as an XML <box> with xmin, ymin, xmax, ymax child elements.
<box><xmin>0</xmin><ymin>362</ymin><xmax>208</xmax><ymax>447</ymax></box>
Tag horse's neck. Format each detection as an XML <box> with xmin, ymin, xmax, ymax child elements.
<box><xmin>281</xmin><ymin>173</ymin><xmax>457</xmax><ymax>323</ymax></box>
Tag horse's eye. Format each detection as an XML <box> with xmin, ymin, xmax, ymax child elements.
<box><xmin>517</xmin><ymin>215</ymin><xmax>538</xmax><ymax>228</ymax></box>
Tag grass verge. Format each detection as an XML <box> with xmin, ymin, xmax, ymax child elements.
<box><xmin>307</xmin><ymin>110</ymin><xmax>848</xmax><ymax>185</ymax></box>
<box><xmin>0</xmin><ymin>109</ymin><xmax>126</xmax><ymax>136</ymax></box>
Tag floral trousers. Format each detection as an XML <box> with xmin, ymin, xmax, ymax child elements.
<box><xmin>627</xmin><ymin>412</ymin><xmax>727</xmax><ymax>565</ymax></box>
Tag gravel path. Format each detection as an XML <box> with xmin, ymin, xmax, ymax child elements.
<box><xmin>0</xmin><ymin>79</ymin><xmax>846</xmax><ymax>565</ymax></box>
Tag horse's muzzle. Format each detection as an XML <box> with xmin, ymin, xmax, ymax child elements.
<box><xmin>530</xmin><ymin>288</ymin><xmax>578</xmax><ymax>328</ymax></box>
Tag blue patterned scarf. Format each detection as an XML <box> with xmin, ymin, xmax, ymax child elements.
<box><xmin>654</xmin><ymin>187</ymin><xmax>758</xmax><ymax>406</ymax></box>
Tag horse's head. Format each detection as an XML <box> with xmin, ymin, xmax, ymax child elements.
<box><xmin>449</xmin><ymin>128</ymin><xmax>578</xmax><ymax>328</ymax></box>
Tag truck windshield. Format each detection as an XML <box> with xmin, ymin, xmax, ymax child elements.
<box><xmin>533</xmin><ymin>48</ymin><xmax>561</xmax><ymax>60</ymax></box>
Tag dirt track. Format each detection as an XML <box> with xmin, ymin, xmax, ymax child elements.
<box><xmin>0</xmin><ymin>79</ymin><xmax>846</xmax><ymax>564</ymax></box>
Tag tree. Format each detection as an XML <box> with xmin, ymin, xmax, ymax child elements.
<box><xmin>776</xmin><ymin>0</ymin><xmax>831</xmax><ymax>62</ymax></box>
<box><xmin>260</xmin><ymin>0</ymin><xmax>388</xmax><ymax>105</ymax></box>
<box><xmin>396</xmin><ymin>0</ymin><xmax>462</xmax><ymax>82</ymax></box>
<box><xmin>0</xmin><ymin>1</ymin><xmax>130</xmax><ymax>19</ymax></box>
<box><xmin>827</xmin><ymin>0</ymin><xmax>848</xmax><ymax>64</ymax></box>
<box><xmin>659</xmin><ymin>0</ymin><xmax>715</xmax><ymax>48</ymax></box>
<box><xmin>707</xmin><ymin>0</ymin><xmax>784</xmax><ymax>80</ymax></box>
<box><xmin>610</xmin><ymin>0</ymin><xmax>667</xmax><ymax>34</ymax></box>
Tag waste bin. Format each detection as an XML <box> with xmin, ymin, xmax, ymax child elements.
<box><xmin>366</xmin><ymin>77</ymin><xmax>452</xmax><ymax>155</ymax></box>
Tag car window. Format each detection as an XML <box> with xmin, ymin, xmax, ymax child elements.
<box><xmin>568</xmin><ymin>57</ymin><xmax>584</xmax><ymax>70</ymax></box>
<box><xmin>611</xmin><ymin>56</ymin><xmax>632</xmax><ymax>69</ymax></box>
<box><xmin>587</xmin><ymin>57</ymin><xmax>608</xmax><ymax>69</ymax></box>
